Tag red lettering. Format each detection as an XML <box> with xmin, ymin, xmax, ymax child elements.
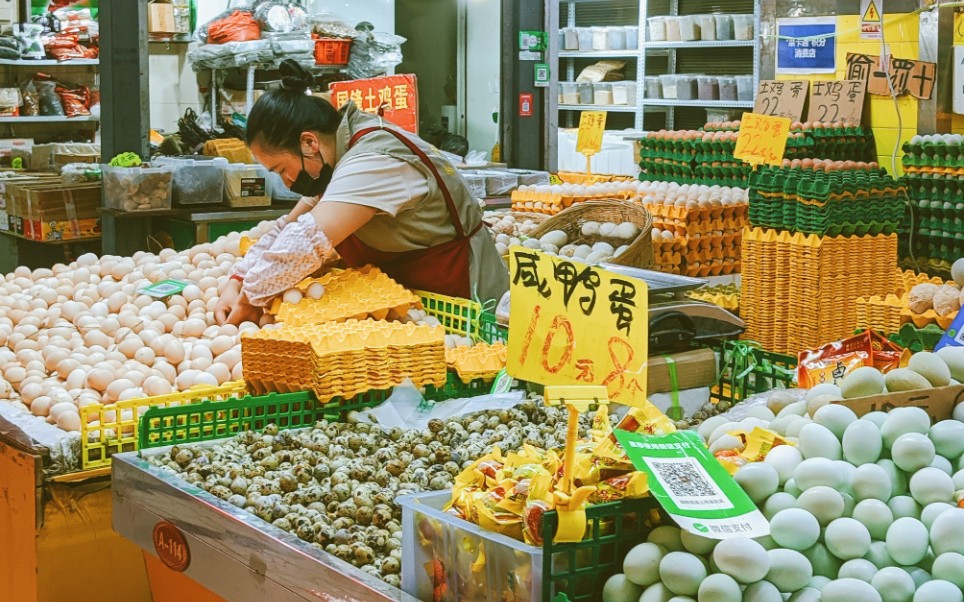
<box><xmin>602</xmin><ymin>337</ymin><xmax>635</xmax><ymax>398</ymax></box>
<box><xmin>541</xmin><ymin>315</ymin><xmax>574</xmax><ymax>374</ymax></box>
<box><xmin>517</xmin><ymin>304</ymin><xmax>542</xmax><ymax>366</ymax></box>
<box><xmin>575</xmin><ymin>359</ymin><xmax>595</xmax><ymax>382</ymax></box>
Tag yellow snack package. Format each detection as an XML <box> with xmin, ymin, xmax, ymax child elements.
<box><xmin>496</xmin><ymin>477</ymin><xmax>531</xmax><ymax>517</ymax></box>
<box><xmin>739</xmin><ymin>427</ymin><xmax>791</xmax><ymax>463</ymax></box>
<box><xmin>589</xmin><ymin>471</ymin><xmax>650</xmax><ymax>503</ymax></box>
<box><xmin>523</xmin><ymin>474</ymin><xmax>555</xmax><ymax>546</ymax></box>
<box><xmin>603</xmin><ymin>401</ymin><xmax>677</xmax><ymax>449</ymax></box>
<box><xmin>591</xmin><ymin>406</ymin><xmax>613</xmax><ymax>443</ymax></box>
<box><xmin>475</xmin><ymin>487</ymin><xmax>524</xmax><ymax>541</ymax></box>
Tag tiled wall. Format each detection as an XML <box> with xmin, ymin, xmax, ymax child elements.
<box><xmin>777</xmin><ymin>14</ymin><xmax>921</xmax><ymax>175</ymax></box>
<box><xmin>149</xmin><ymin>44</ymin><xmax>203</xmax><ymax>134</ymax></box>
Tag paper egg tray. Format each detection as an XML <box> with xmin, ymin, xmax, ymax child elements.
<box><xmin>445</xmin><ymin>342</ymin><xmax>509</xmax><ymax>384</ymax></box>
<box><xmin>270</xmin><ymin>266</ymin><xmax>419</xmax><ymax>326</ymax></box>
<box><xmin>242</xmin><ymin>319</ymin><xmax>447</xmax><ymax>401</ymax></box>
<box><xmin>741</xmin><ymin>227</ymin><xmax>898</xmax><ymax>354</ymax></box>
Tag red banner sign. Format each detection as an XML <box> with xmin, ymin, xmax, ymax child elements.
<box><xmin>329</xmin><ymin>74</ymin><xmax>419</xmax><ymax>134</ymax></box>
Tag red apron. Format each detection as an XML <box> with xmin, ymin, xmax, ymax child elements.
<box><xmin>334</xmin><ymin>126</ymin><xmax>481</xmax><ymax>299</ymax></box>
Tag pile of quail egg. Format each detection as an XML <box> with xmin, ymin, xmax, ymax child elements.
<box><xmin>147</xmin><ymin>398</ymin><xmax>597</xmax><ymax>587</ymax></box>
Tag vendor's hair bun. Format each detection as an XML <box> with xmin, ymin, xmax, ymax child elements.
<box><xmin>279</xmin><ymin>59</ymin><xmax>313</xmax><ymax>93</ymax></box>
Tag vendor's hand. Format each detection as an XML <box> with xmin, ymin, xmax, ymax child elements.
<box><xmin>225</xmin><ymin>289</ymin><xmax>263</xmax><ymax>326</ymax></box>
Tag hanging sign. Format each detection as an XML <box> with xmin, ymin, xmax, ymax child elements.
<box><xmin>507</xmin><ymin>247</ymin><xmax>649</xmax><ymax>406</ymax></box>
<box><xmin>776</xmin><ymin>18</ymin><xmax>837</xmax><ymax>74</ymax></box>
<box><xmin>330</xmin><ymin>74</ymin><xmax>419</xmax><ymax>134</ymax></box>
<box><xmin>753</xmin><ymin>80</ymin><xmax>809</xmax><ymax>121</ymax></box>
<box><xmin>807</xmin><ymin>80</ymin><xmax>867</xmax><ymax>124</ymax></box>
<box><xmin>861</xmin><ymin>0</ymin><xmax>883</xmax><ymax>40</ymax></box>
<box><xmin>734</xmin><ymin>112</ymin><xmax>792</xmax><ymax>167</ymax></box>
<box><xmin>615</xmin><ymin>430</ymin><xmax>771</xmax><ymax>539</ymax></box>
<box><xmin>845</xmin><ymin>53</ymin><xmax>936</xmax><ymax>100</ymax></box>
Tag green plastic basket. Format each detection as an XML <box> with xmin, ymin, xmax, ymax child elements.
<box><xmin>711</xmin><ymin>341</ymin><xmax>798</xmax><ymax>405</ymax></box>
<box><xmin>541</xmin><ymin>497</ymin><xmax>658</xmax><ymax>602</ymax></box>
<box><xmin>478</xmin><ymin>310</ymin><xmax>508</xmax><ymax>344</ymax></box>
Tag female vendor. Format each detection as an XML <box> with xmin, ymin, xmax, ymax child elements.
<box><xmin>215</xmin><ymin>60</ymin><xmax>508</xmax><ymax>325</ymax></box>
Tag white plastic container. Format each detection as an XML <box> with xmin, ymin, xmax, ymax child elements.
<box><xmin>560</xmin><ymin>82</ymin><xmax>579</xmax><ymax>104</ymax></box>
<box><xmin>625</xmin><ymin>26</ymin><xmax>639</xmax><ymax>49</ymax></box>
<box><xmin>102</xmin><ymin>165</ymin><xmax>174</xmax><ymax>212</ymax></box>
<box><xmin>698</xmin><ymin>15</ymin><xmax>717</xmax><ymax>40</ymax></box>
<box><xmin>659</xmin><ymin>74</ymin><xmax>679</xmax><ymax>99</ymax></box>
<box><xmin>223</xmin><ymin>163</ymin><xmax>270</xmax><ymax>207</ymax></box>
<box><xmin>715</xmin><ymin>15</ymin><xmax>734</xmax><ymax>40</ymax></box>
<box><xmin>562</xmin><ymin>28</ymin><xmax>579</xmax><ymax>50</ymax></box>
<box><xmin>593</xmin><ymin>82</ymin><xmax>614</xmax><ymax>105</ymax></box>
<box><xmin>648</xmin><ymin>16</ymin><xmax>667</xmax><ymax>41</ymax></box>
<box><xmin>733</xmin><ymin>14</ymin><xmax>754</xmax><ymax>41</ymax></box>
<box><xmin>399</xmin><ymin>491</ymin><xmax>543</xmax><ymax>602</ymax></box>
<box><xmin>644</xmin><ymin>75</ymin><xmax>662</xmax><ymax>99</ymax></box>
<box><xmin>577</xmin><ymin>27</ymin><xmax>593</xmax><ymax>51</ymax></box>
<box><xmin>736</xmin><ymin>75</ymin><xmax>754</xmax><ymax>101</ymax></box>
<box><xmin>612</xmin><ymin>82</ymin><xmax>630</xmax><ymax>105</ymax></box>
<box><xmin>607</xmin><ymin>27</ymin><xmax>627</xmax><ymax>50</ymax></box>
<box><xmin>676</xmin><ymin>75</ymin><xmax>698</xmax><ymax>100</ymax></box>
<box><xmin>153</xmin><ymin>155</ymin><xmax>228</xmax><ymax>205</ymax></box>
<box><xmin>591</xmin><ymin>26</ymin><xmax>610</xmax><ymax>50</ymax></box>
<box><xmin>678</xmin><ymin>16</ymin><xmax>700</xmax><ymax>41</ymax></box>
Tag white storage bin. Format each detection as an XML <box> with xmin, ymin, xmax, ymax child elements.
<box><xmin>647</xmin><ymin>17</ymin><xmax>667</xmax><ymax>42</ymax></box>
<box><xmin>678</xmin><ymin>16</ymin><xmax>700</xmax><ymax>41</ymax></box>
<box><xmin>102</xmin><ymin>164</ymin><xmax>174</xmax><ymax>212</ymax></box>
<box><xmin>591</xmin><ymin>26</ymin><xmax>610</xmax><ymax>50</ymax></box>
<box><xmin>153</xmin><ymin>155</ymin><xmax>228</xmax><ymax>206</ymax></box>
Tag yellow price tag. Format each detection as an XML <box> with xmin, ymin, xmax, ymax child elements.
<box><xmin>576</xmin><ymin>111</ymin><xmax>607</xmax><ymax>155</ymax></box>
<box><xmin>733</xmin><ymin>112</ymin><xmax>792</xmax><ymax>167</ymax></box>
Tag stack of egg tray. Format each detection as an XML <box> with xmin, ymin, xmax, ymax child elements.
<box><xmin>748</xmin><ymin>167</ymin><xmax>905</xmax><ymax>236</ymax></box>
<box><xmin>646</xmin><ymin>202</ymin><xmax>748</xmax><ymax>277</ymax></box>
<box><xmin>901</xmin><ymin>142</ymin><xmax>964</xmax><ymax>169</ymax></box>
<box><xmin>445</xmin><ymin>342</ymin><xmax>509</xmax><ymax>384</ymax></box>
<box><xmin>241</xmin><ymin>319</ymin><xmax>447</xmax><ymax>402</ymax></box>
<box><xmin>855</xmin><ymin>269</ymin><xmax>956</xmax><ymax>333</ymax></box>
<box><xmin>510</xmin><ymin>187</ymin><xmax>634</xmax><ymax>215</ymax></box>
<box><xmin>686</xmin><ymin>284</ymin><xmax>740</xmax><ymax>313</ymax></box>
<box><xmin>902</xmin><ymin>166</ymin><xmax>964</xmax><ymax>266</ymax></box>
<box><xmin>741</xmin><ymin>227</ymin><xmax>897</xmax><ymax>354</ymax></box>
<box><xmin>270</xmin><ymin>266</ymin><xmax>419</xmax><ymax>326</ymax></box>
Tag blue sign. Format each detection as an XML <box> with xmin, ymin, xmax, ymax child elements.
<box><xmin>776</xmin><ymin>18</ymin><xmax>837</xmax><ymax>74</ymax></box>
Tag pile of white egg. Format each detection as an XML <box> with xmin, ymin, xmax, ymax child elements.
<box><xmin>636</xmin><ymin>181</ymin><xmax>749</xmax><ymax>210</ymax></box>
<box><xmin>604</xmin><ymin>396</ymin><xmax>964</xmax><ymax>602</ymax></box>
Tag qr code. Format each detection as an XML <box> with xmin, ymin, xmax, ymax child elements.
<box><xmin>648</xmin><ymin>458</ymin><xmax>732</xmax><ymax>510</ymax></box>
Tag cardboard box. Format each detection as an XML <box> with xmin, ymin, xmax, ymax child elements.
<box><xmin>836</xmin><ymin>384</ymin><xmax>964</xmax><ymax>423</ymax></box>
<box><xmin>6</xmin><ymin>181</ymin><xmax>102</xmax><ymax>241</ymax></box>
<box><xmin>148</xmin><ymin>1</ymin><xmax>176</xmax><ymax>35</ymax></box>
<box><xmin>648</xmin><ymin>348</ymin><xmax>718</xmax><ymax>394</ymax></box>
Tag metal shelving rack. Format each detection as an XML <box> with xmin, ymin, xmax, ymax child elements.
<box><xmin>552</xmin><ymin>0</ymin><xmax>760</xmax><ymax>133</ymax></box>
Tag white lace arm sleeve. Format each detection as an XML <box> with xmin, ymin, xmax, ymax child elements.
<box><xmin>232</xmin><ymin>217</ymin><xmax>285</xmax><ymax>279</ymax></box>
<box><xmin>242</xmin><ymin>212</ymin><xmax>338</xmax><ymax>307</ymax></box>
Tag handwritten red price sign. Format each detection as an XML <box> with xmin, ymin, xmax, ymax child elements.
<box><xmin>329</xmin><ymin>74</ymin><xmax>419</xmax><ymax>134</ymax></box>
<box><xmin>506</xmin><ymin>247</ymin><xmax>649</xmax><ymax>407</ymax></box>
<box><xmin>734</xmin><ymin>112</ymin><xmax>792</xmax><ymax>167</ymax></box>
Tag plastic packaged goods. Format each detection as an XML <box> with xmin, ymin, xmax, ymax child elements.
<box><xmin>560</xmin><ymin>82</ymin><xmax>579</xmax><ymax>105</ymax></box>
<box><xmin>659</xmin><ymin>74</ymin><xmax>679</xmax><ymax>99</ymax></box>
<box><xmin>664</xmin><ymin>16</ymin><xmax>682</xmax><ymax>41</ymax></box>
<box><xmin>102</xmin><ymin>165</ymin><xmax>174</xmax><ymax>212</ymax></box>
<box><xmin>577</xmin><ymin>82</ymin><xmax>594</xmax><ymax>104</ymax></box>
<box><xmin>625</xmin><ymin>26</ymin><xmax>639</xmax><ymax>49</ymax></box>
<box><xmin>591</xmin><ymin>26</ymin><xmax>609</xmax><ymax>50</ymax></box>
<box><xmin>718</xmin><ymin>76</ymin><xmax>738</xmax><ymax>101</ymax></box>
<box><xmin>678</xmin><ymin>16</ymin><xmax>700</xmax><ymax>41</ymax></box>
<box><xmin>676</xmin><ymin>74</ymin><xmax>698</xmax><ymax>100</ymax></box>
<box><xmin>593</xmin><ymin>82</ymin><xmax>614</xmax><ymax>105</ymax></box>
<box><xmin>607</xmin><ymin>26</ymin><xmax>627</xmax><ymax>50</ymax></box>
<box><xmin>736</xmin><ymin>74</ymin><xmax>754</xmax><ymax>101</ymax></box>
<box><xmin>562</xmin><ymin>27</ymin><xmax>579</xmax><ymax>50</ymax></box>
<box><xmin>648</xmin><ymin>16</ymin><xmax>667</xmax><ymax>42</ymax></box>
<box><xmin>733</xmin><ymin>14</ymin><xmax>755</xmax><ymax>40</ymax></box>
<box><xmin>697</xmin><ymin>75</ymin><xmax>720</xmax><ymax>101</ymax></box>
<box><xmin>698</xmin><ymin>14</ymin><xmax>718</xmax><ymax>40</ymax></box>
<box><xmin>644</xmin><ymin>76</ymin><xmax>662</xmax><ymax>99</ymax></box>
<box><xmin>577</xmin><ymin>27</ymin><xmax>593</xmax><ymax>51</ymax></box>
<box><xmin>153</xmin><ymin>155</ymin><xmax>228</xmax><ymax>205</ymax></box>
<box><xmin>715</xmin><ymin>14</ymin><xmax>734</xmax><ymax>40</ymax></box>
<box><xmin>612</xmin><ymin>81</ymin><xmax>636</xmax><ymax>105</ymax></box>
<box><xmin>223</xmin><ymin>163</ymin><xmax>270</xmax><ymax>207</ymax></box>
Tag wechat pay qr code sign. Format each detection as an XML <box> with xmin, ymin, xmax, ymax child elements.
<box><xmin>615</xmin><ymin>429</ymin><xmax>770</xmax><ymax>539</ymax></box>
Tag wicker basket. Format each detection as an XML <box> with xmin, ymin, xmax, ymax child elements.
<box><xmin>528</xmin><ymin>199</ymin><xmax>655</xmax><ymax>269</ymax></box>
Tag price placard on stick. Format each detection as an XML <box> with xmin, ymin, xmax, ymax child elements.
<box><xmin>576</xmin><ymin>111</ymin><xmax>606</xmax><ymax>155</ymax></box>
<box><xmin>753</xmin><ymin>80</ymin><xmax>810</xmax><ymax>121</ymax></box>
<box><xmin>734</xmin><ymin>112</ymin><xmax>792</xmax><ymax>167</ymax></box>
<box><xmin>807</xmin><ymin>79</ymin><xmax>867</xmax><ymax>124</ymax></box>
<box><xmin>506</xmin><ymin>247</ymin><xmax>649</xmax><ymax>406</ymax></box>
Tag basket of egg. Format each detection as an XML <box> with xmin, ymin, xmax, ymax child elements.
<box><xmin>527</xmin><ymin>199</ymin><xmax>655</xmax><ymax>269</ymax></box>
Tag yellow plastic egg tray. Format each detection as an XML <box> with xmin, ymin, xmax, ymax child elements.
<box><xmin>855</xmin><ymin>269</ymin><xmax>958</xmax><ymax>333</ymax></box>
<box><xmin>268</xmin><ymin>266</ymin><xmax>420</xmax><ymax>327</ymax></box>
<box><xmin>741</xmin><ymin>227</ymin><xmax>898</xmax><ymax>354</ymax></box>
<box><xmin>242</xmin><ymin>319</ymin><xmax>447</xmax><ymax>402</ymax></box>
<box><xmin>80</xmin><ymin>380</ymin><xmax>249</xmax><ymax>471</ymax></box>
<box><xmin>687</xmin><ymin>285</ymin><xmax>740</xmax><ymax>312</ymax></box>
<box><xmin>445</xmin><ymin>342</ymin><xmax>508</xmax><ymax>383</ymax></box>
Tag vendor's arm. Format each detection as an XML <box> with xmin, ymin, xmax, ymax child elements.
<box><xmin>241</xmin><ymin>201</ymin><xmax>376</xmax><ymax>307</ymax></box>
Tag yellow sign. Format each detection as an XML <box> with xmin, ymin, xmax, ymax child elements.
<box><xmin>734</xmin><ymin>112</ymin><xmax>792</xmax><ymax>167</ymax></box>
<box><xmin>863</xmin><ymin>0</ymin><xmax>880</xmax><ymax>22</ymax></box>
<box><xmin>507</xmin><ymin>247</ymin><xmax>649</xmax><ymax>406</ymax></box>
<box><xmin>576</xmin><ymin>111</ymin><xmax>607</xmax><ymax>155</ymax></box>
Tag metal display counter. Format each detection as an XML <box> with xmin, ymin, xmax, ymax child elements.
<box><xmin>112</xmin><ymin>449</ymin><xmax>417</xmax><ymax>602</ymax></box>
